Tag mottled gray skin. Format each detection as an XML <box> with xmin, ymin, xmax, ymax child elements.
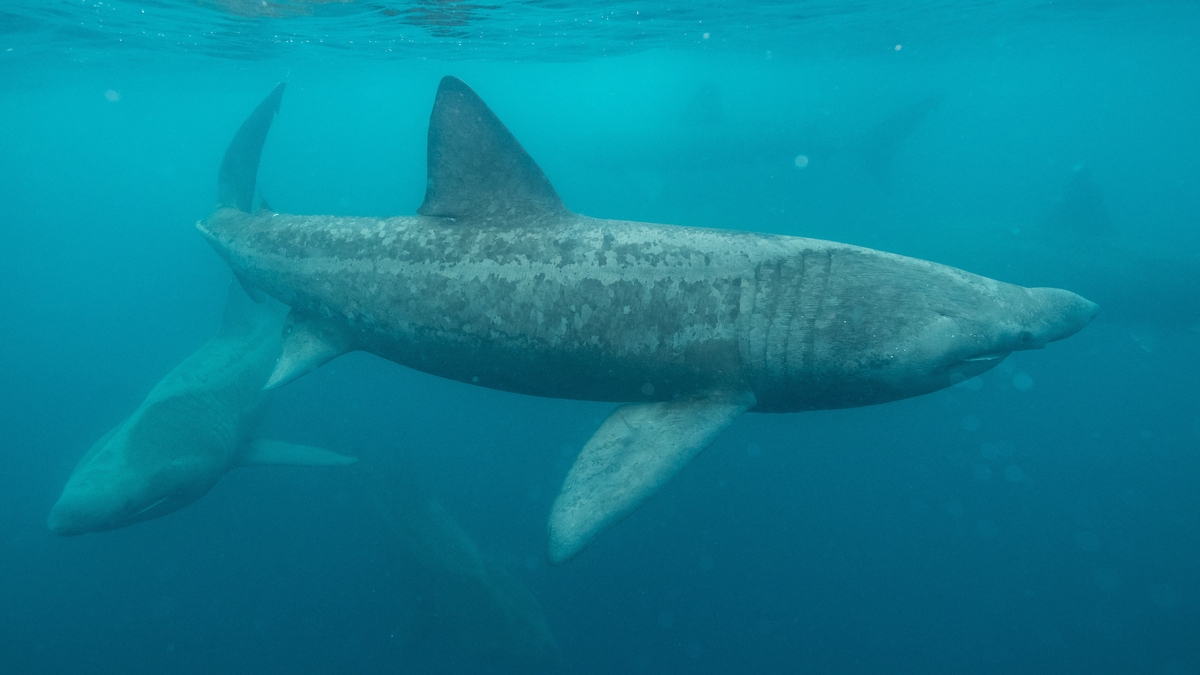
<box><xmin>199</xmin><ymin>207</ymin><xmax>1095</xmax><ymax>413</ymax></box>
<box><xmin>198</xmin><ymin>76</ymin><xmax>1095</xmax><ymax>564</ymax></box>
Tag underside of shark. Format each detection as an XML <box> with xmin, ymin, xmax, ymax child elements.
<box><xmin>48</xmin><ymin>283</ymin><xmax>357</xmax><ymax>536</ymax></box>
<box><xmin>199</xmin><ymin>77</ymin><xmax>1097</xmax><ymax>563</ymax></box>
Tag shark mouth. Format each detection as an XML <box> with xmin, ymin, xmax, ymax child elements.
<box><xmin>960</xmin><ymin>352</ymin><xmax>1010</xmax><ymax>363</ymax></box>
<box><xmin>117</xmin><ymin>494</ymin><xmax>175</xmax><ymax>526</ymax></box>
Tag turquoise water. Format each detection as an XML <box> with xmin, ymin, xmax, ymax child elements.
<box><xmin>2</xmin><ymin>2</ymin><xmax>1199</xmax><ymax>673</ymax></box>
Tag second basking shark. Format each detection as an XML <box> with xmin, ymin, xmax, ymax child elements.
<box><xmin>48</xmin><ymin>284</ymin><xmax>357</xmax><ymax>536</ymax></box>
<box><xmin>200</xmin><ymin>77</ymin><xmax>1097</xmax><ymax>563</ymax></box>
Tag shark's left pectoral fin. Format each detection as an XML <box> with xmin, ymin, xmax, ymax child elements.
<box><xmin>547</xmin><ymin>390</ymin><xmax>755</xmax><ymax>565</ymax></box>
<box><xmin>263</xmin><ymin>309</ymin><xmax>352</xmax><ymax>390</ymax></box>
<box><xmin>239</xmin><ymin>439</ymin><xmax>358</xmax><ymax>467</ymax></box>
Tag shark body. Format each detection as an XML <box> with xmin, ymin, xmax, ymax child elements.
<box><xmin>48</xmin><ymin>284</ymin><xmax>355</xmax><ymax>535</ymax></box>
<box><xmin>200</xmin><ymin>78</ymin><xmax>1096</xmax><ymax>563</ymax></box>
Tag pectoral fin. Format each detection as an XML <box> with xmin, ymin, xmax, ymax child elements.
<box><xmin>547</xmin><ymin>390</ymin><xmax>754</xmax><ymax>564</ymax></box>
<box><xmin>233</xmin><ymin>271</ymin><xmax>266</xmax><ymax>303</ymax></box>
<box><xmin>238</xmin><ymin>439</ymin><xmax>358</xmax><ymax>467</ymax></box>
<box><xmin>263</xmin><ymin>309</ymin><xmax>351</xmax><ymax>390</ymax></box>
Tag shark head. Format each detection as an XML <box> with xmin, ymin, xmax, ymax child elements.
<box><xmin>865</xmin><ymin>280</ymin><xmax>1098</xmax><ymax>400</ymax></box>
<box><xmin>47</xmin><ymin>457</ymin><xmax>185</xmax><ymax>536</ymax></box>
<box><xmin>47</xmin><ymin>399</ymin><xmax>231</xmax><ymax>536</ymax></box>
<box><xmin>947</xmin><ymin>286</ymin><xmax>1098</xmax><ymax>373</ymax></box>
<box><xmin>759</xmin><ymin>254</ymin><xmax>1099</xmax><ymax>411</ymax></box>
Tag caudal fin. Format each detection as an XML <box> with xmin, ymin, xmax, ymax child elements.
<box><xmin>218</xmin><ymin>82</ymin><xmax>286</xmax><ymax>212</ymax></box>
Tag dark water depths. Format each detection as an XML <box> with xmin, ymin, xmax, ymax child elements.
<box><xmin>2</xmin><ymin>2</ymin><xmax>1199</xmax><ymax>673</ymax></box>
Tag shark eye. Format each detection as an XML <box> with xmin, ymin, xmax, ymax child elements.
<box><xmin>1018</xmin><ymin>330</ymin><xmax>1034</xmax><ymax>346</ymax></box>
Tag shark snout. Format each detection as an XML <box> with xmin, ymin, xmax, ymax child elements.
<box><xmin>1023</xmin><ymin>287</ymin><xmax>1099</xmax><ymax>348</ymax></box>
<box><xmin>47</xmin><ymin>494</ymin><xmax>95</xmax><ymax>536</ymax></box>
<box><xmin>47</xmin><ymin>479</ymin><xmax>136</xmax><ymax>536</ymax></box>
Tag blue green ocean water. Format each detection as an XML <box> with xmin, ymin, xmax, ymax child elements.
<box><xmin>2</xmin><ymin>1</ymin><xmax>1199</xmax><ymax>673</ymax></box>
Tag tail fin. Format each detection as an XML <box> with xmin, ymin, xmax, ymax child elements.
<box><xmin>218</xmin><ymin>83</ymin><xmax>286</xmax><ymax>212</ymax></box>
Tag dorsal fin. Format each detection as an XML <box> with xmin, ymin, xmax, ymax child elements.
<box><xmin>218</xmin><ymin>82</ymin><xmax>286</xmax><ymax>213</ymax></box>
<box><xmin>418</xmin><ymin>76</ymin><xmax>567</xmax><ymax>220</ymax></box>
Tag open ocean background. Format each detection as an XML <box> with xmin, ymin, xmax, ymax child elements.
<box><xmin>2</xmin><ymin>1</ymin><xmax>1199</xmax><ymax>673</ymax></box>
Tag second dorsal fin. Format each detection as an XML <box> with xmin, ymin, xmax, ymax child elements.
<box><xmin>417</xmin><ymin>76</ymin><xmax>567</xmax><ymax>220</ymax></box>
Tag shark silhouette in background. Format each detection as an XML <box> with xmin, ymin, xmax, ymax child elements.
<box><xmin>1049</xmin><ymin>164</ymin><xmax>1112</xmax><ymax>235</ymax></box>
<box><xmin>898</xmin><ymin>164</ymin><xmax>1200</xmax><ymax>339</ymax></box>
<box><xmin>851</xmin><ymin>94</ymin><xmax>942</xmax><ymax>183</ymax></box>
<box><xmin>48</xmin><ymin>283</ymin><xmax>357</xmax><ymax>535</ymax></box>
<box><xmin>576</xmin><ymin>84</ymin><xmax>939</xmax><ymax>181</ymax></box>
<box><xmin>362</xmin><ymin>464</ymin><xmax>561</xmax><ymax>672</ymax></box>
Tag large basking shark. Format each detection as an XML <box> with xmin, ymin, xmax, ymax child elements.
<box><xmin>48</xmin><ymin>284</ymin><xmax>356</xmax><ymax>536</ymax></box>
<box><xmin>200</xmin><ymin>77</ymin><xmax>1097</xmax><ymax>563</ymax></box>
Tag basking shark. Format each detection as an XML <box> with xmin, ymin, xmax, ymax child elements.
<box><xmin>48</xmin><ymin>284</ymin><xmax>356</xmax><ymax>536</ymax></box>
<box><xmin>199</xmin><ymin>77</ymin><xmax>1097</xmax><ymax>563</ymax></box>
<box><xmin>363</xmin><ymin>466</ymin><xmax>560</xmax><ymax>671</ymax></box>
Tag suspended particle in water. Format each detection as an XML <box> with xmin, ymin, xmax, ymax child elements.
<box><xmin>104</xmin><ymin>90</ymin><xmax>120</xmax><ymax>102</ymax></box>
<box><xmin>702</xmin><ymin>32</ymin><xmax>710</xmax><ymax>39</ymax></box>
<box><xmin>794</xmin><ymin>154</ymin><xmax>809</xmax><ymax>168</ymax></box>
<box><xmin>895</xmin><ymin>44</ymin><xmax>902</xmax><ymax>51</ymax></box>
<box><xmin>1012</xmin><ymin>373</ymin><xmax>1034</xmax><ymax>391</ymax></box>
